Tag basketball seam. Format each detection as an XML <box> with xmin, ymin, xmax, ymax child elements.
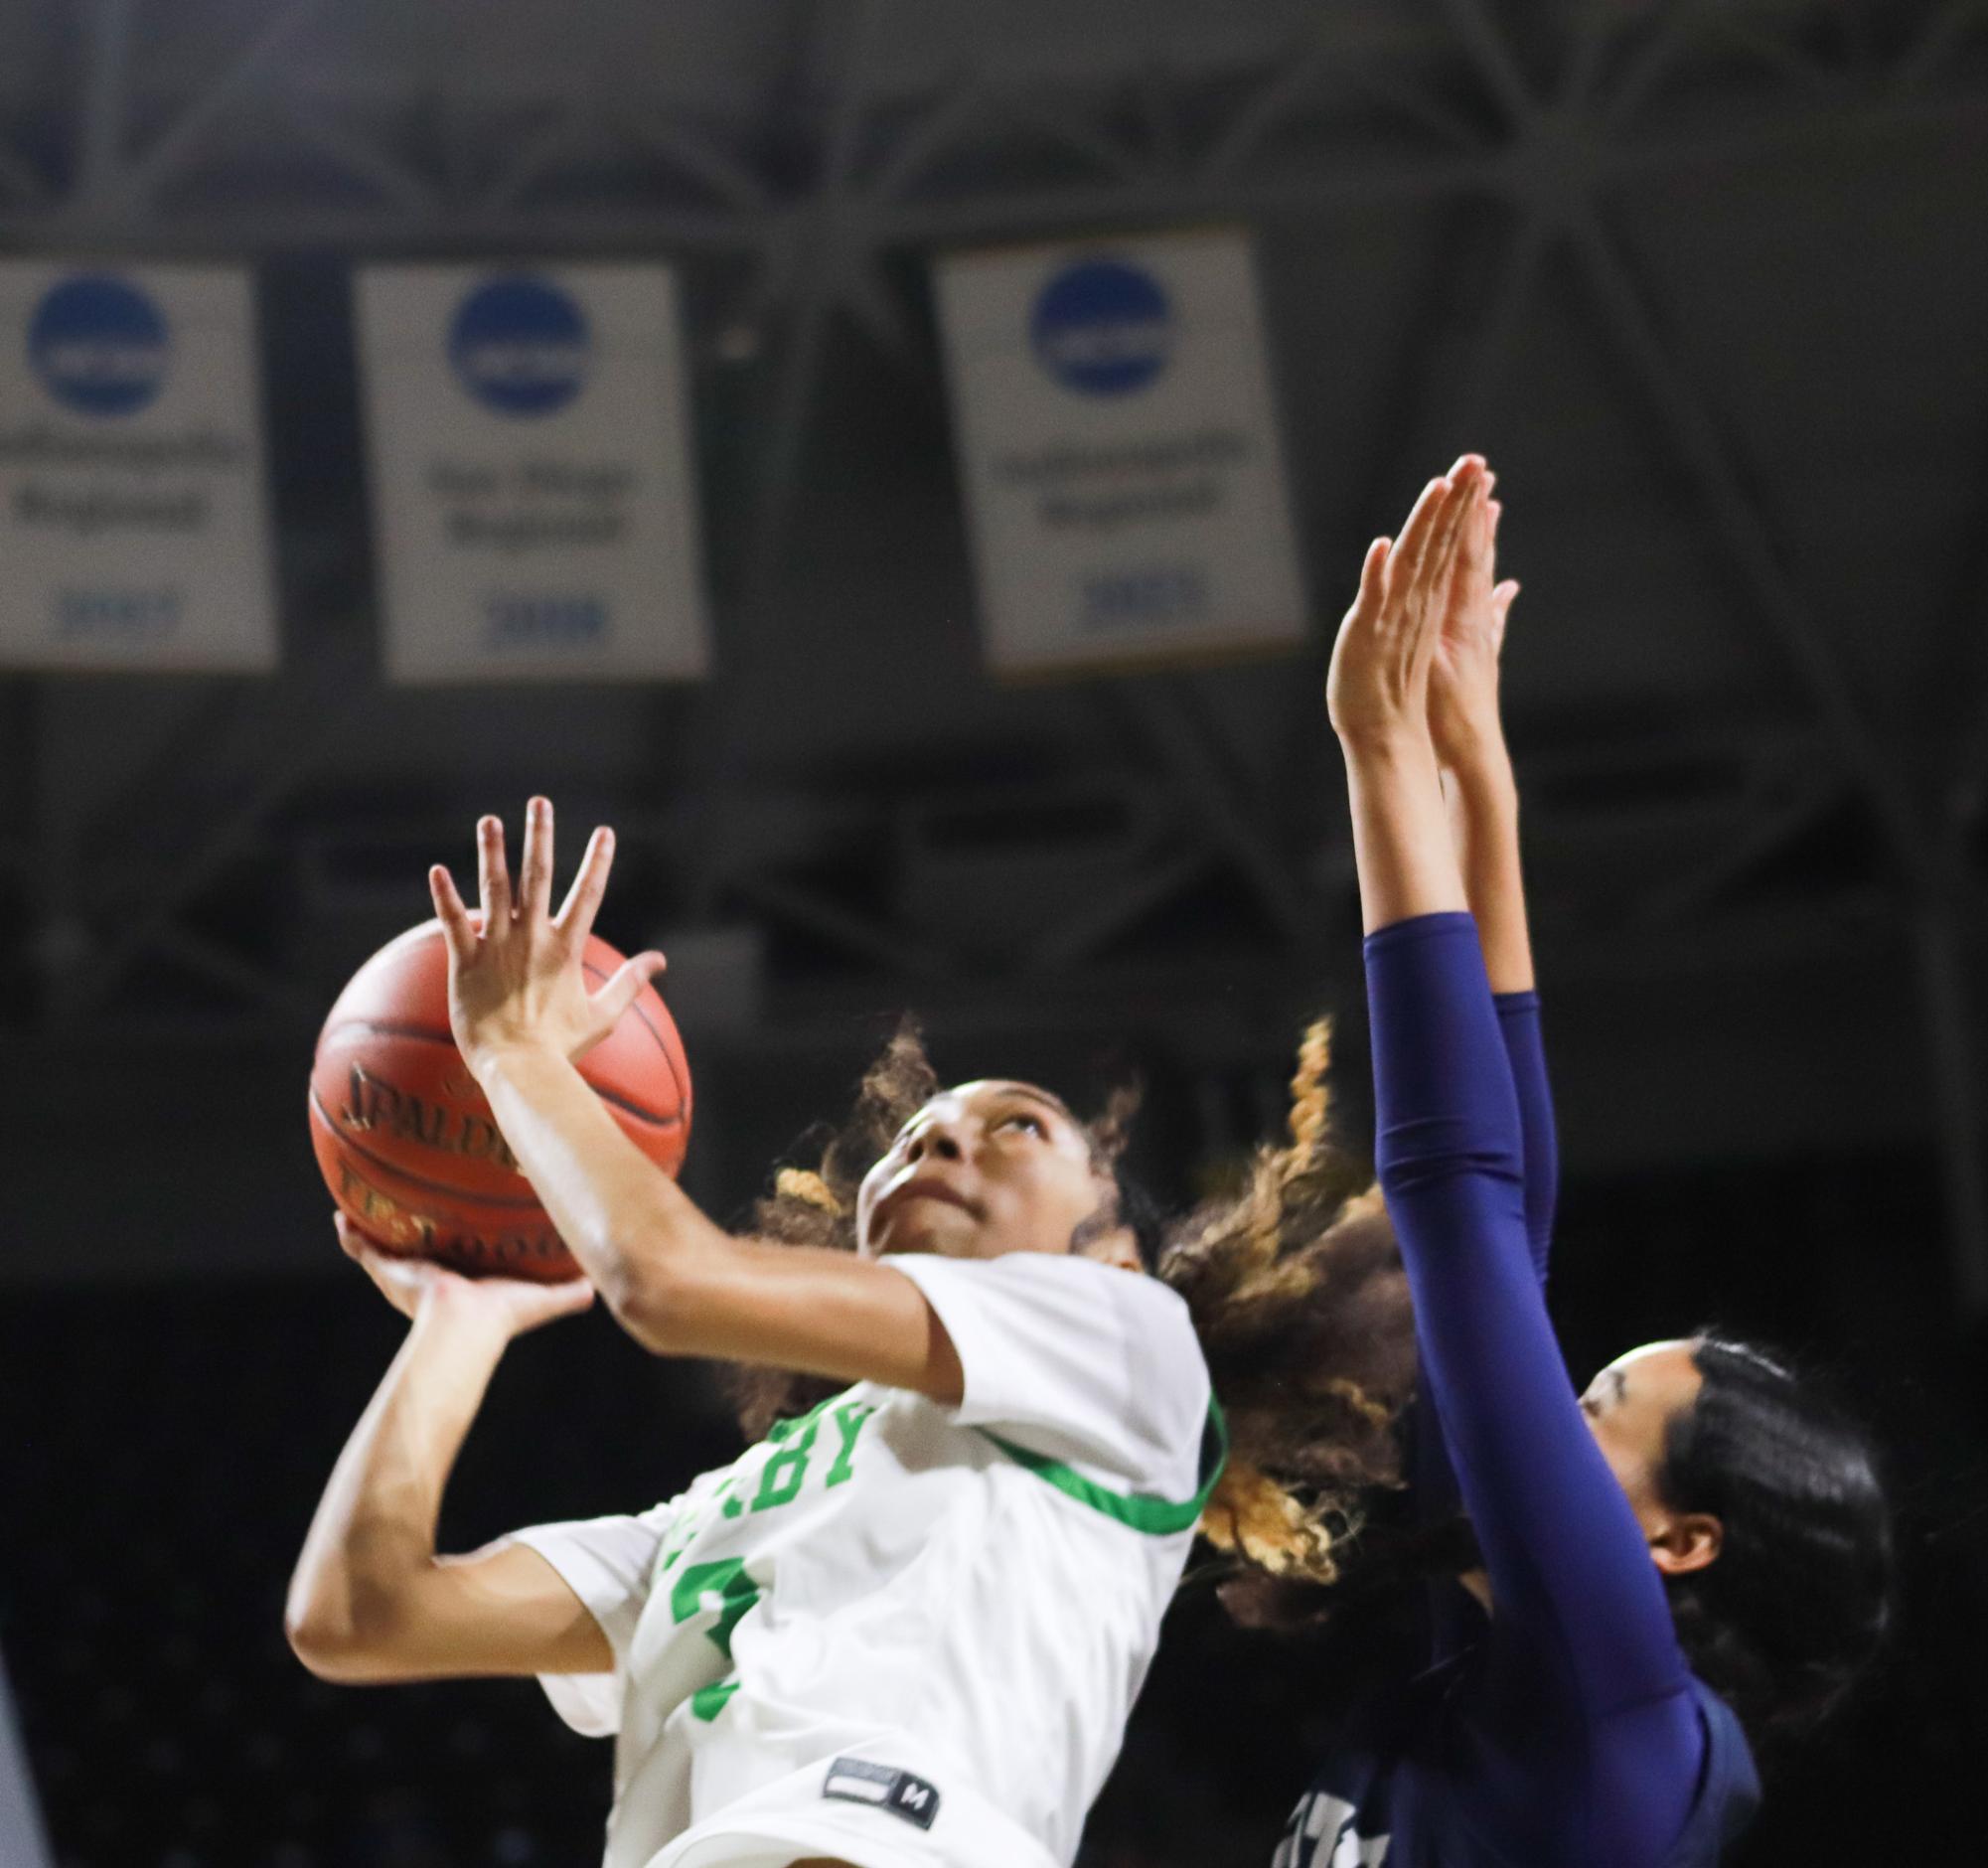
<box><xmin>315</xmin><ymin>1016</ymin><xmax>687</xmax><ymax>1129</ymax></box>
<box><xmin>581</xmin><ymin>957</ymin><xmax>692</xmax><ymax>1122</ymax></box>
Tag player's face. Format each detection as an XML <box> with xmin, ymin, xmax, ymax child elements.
<box><xmin>854</xmin><ymin>1080</ymin><xmax>1133</xmax><ymax>1267</ymax></box>
<box><xmin>1579</xmin><ymin>1339</ymin><xmax>1713</xmax><ymax>1546</ymax></box>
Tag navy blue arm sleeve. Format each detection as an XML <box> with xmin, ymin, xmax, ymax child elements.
<box><xmin>1368</xmin><ymin>915</ymin><xmax>1702</xmax><ymax>1861</ymax></box>
<box><xmin>1494</xmin><ymin>991</ymin><xmax>1558</xmax><ymax>1282</ymax></box>
<box><xmin>1419</xmin><ymin>988</ymin><xmax>1560</xmax><ymax>1533</ymax></box>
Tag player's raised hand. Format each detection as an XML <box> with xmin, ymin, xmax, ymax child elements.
<box><xmin>336</xmin><ymin>1214</ymin><xmax>595</xmax><ymax>1335</ymax></box>
<box><xmin>427</xmin><ymin>796</ymin><xmax>666</xmax><ymax>1076</ymax></box>
<box><xmin>1326</xmin><ymin>460</ymin><xmax>1482</xmax><ymax>750</ymax></box>
<box><xmin>1429</xmin><ymin>463</ymin><xmax>1521</xmax><ymax>771</ymax></box>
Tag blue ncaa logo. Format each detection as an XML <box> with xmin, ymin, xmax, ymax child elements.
<box><xmin>29</xmin><ymin>274</ymin><xmax>171</xmax><ymax>417</ymax></box>
<box><xmin>449</xmin><ymin>274</ymin><xmax>589</xmax><ymax>417</ymax></box>
<box><xmin>1030</xmin><ymin>257</ymin><xmax>1172</xmax><ymax>396</ymax></box>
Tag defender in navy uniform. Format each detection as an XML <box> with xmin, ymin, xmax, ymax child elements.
<box><xmin>1284</xmin><ymin>460</ymin><xmax>1894</xmax><ymax>1867</ymax></box>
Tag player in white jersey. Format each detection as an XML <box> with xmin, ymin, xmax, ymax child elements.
<box><xmin>285</xmin><ymin>799</ymin><xmax>1224</xmax><ymax>1868</ymax></box>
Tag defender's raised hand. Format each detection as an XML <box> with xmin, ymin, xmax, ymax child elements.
<box><xmin>427</xmin><ymin>796</ymin><xmax>666</xmax><ymax>1078</ymax></box>
<box><xmin>1326</xmin><ymin>459</ymin><xmax>1484</xmax><ymax>751</ymax></box>
<box><xmin>1429</xmin><ymin>468</ymin><xmax>1521</xmax><ymax>772</ymax></box>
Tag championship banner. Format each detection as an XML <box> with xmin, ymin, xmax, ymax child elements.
<box><xmin>935</xmin><ymin>230</ymin><xmax>1307</xmax><ymax>677</ymax></box>
<box><xmin>0</xmin><ymin>262</ymin><xmax>277</xmax><ymax>672</ymax></box>
<box><xmin>357</xmin><ymin>264</ymin><xmax>710</xmax><ymax>683</ymax></box>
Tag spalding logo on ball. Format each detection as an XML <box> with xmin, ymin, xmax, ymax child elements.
<box><xmin>309</xmin><ymin>919</ymin><xmax>690</xmax><ymax>1282</ymax></box>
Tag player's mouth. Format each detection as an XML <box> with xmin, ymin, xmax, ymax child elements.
<box><xmin>876</xmin><ymin>1175</ymin><xmax>981</xmax><ymax>1224</ymax></box>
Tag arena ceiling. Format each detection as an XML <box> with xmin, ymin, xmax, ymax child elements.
<box><xmin>2</xmin><ymin>0</ymin><xmax>1986</xmax><ymax>1298</ymax></box>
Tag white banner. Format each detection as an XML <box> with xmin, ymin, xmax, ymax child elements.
<box><xmin>358</xmin><ymin>264</ymin><xmax>710</xmax><ymax>683</ymax></box>
<box><xmin>936</xmin><ymin>230</ymin><xmax>1307</xmax><ymax>677</ymax></box>
<box><xmin>0</xmin><ymin>262</ymin><xmax>276</xmax><ymax>672</ymax></box>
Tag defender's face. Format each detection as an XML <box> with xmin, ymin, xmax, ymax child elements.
<box><xmin>855</xmin><ymin>1080</ymin><xmax>1119</xmax><ymax>1264</ymax></box>
<box><xmin>1579</xmin><ymin>1338</ymin><xmax>1706</xmax><ymax>1522</ymax></box>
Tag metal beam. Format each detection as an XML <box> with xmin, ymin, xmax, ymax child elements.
<box><xmin>1437</xmin><ymin>0</ymin><xmax>1543</xmax><ymax>129</ymax></box>
<box><xmin>1111</xmin><ymin>681</ymin><xmax>1311</xmax><ymax>949</ymax></box>
<box><xmin>685</xmin><ymin>0</ymin><xmax>884</xmax><ymax>923</ymax></box>
<box><xmin>111</xmin><ymin>0</ymin><xmax>330</xmax><ymax>214</ymax></box>
<box><xmin>1912</xmin><ymin>898</ymin><xmax>1988</xmax><ymax>1317</ymax></box>
<box><xmin>75</xmin><ymin>0</ymin><xmax>136</xmax><ymax>204</ymax></box>
<box><xmin>725</xmin><ymin>871</ymin><xmax>959</xmax><ymax>981</ymax></box>
<box><xmin>1569</xmin><ymin>213</ymin><xmax>1933</xmax><ymax>882</ymax></box>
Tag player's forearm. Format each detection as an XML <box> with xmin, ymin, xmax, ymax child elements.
<box><xmin>472</xmin><ymin>1041</ymin><xmax>732</xmax><ymax>1348</ymax></box>
<box><xmin>1442</xmin><ymin>745</ymin><xmax>1535</xmax><ymax>995</ymax></box>
<box><xmin>286</xmin><ymin>1301</ymin><xmax>508</xmax><ymax>1669</ymax></box>
<box><xmin>1341</xmin><ymin>730</ymin><xmax>1470</xmax><ymax>933</ymax></box>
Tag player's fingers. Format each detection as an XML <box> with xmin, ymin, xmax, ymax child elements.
<box><xmin>1345</xmin><ymin>536</ymin><xmax>1391</xmax><ymax>629</ymax></box>
<box><xmin>554</xmin><ymin>825</ymin><xmax>617</xmax><ymax>944</ymax></box>
<box><xmin>477</xmin><ymin>816</ymin><xmax>512</xmax><ymax>927</ymax></box>
<box><xmin>1461</xmin><ymin>479</ymin><xmax>1494</xmax><ymax>572</ymax></box>
<box><xmin>518</xmin><ymin>795</ymin><xmax>556</xmax><ymax>926</ymax></box>
<box><xmin>1388</xmin><ymin>476</ymin><xmax>1452</xmax><ymax>592</ymax></box>
<box><xmin>1490</xmin><ymin>579</ymin><xmax>1520</xmax><ymax>647</ymax></box>
<box><xmin>1421</xmin><ymin>470</ymin><xmax>1477</xmax><ymax>601</ymax></box>
<box><xmin>429</xmin><ymin>864</ymin><xmax>478</xmax><ymax>961</ymax></box>
<box><xmin>586</xmin><ymin>951</ymin><xmax>667</xmax><ymax>1036</ymax></box>
<box><xmin>536</xmin><ymin>1280</ymin><xmax>597</xmax><ymax>1323</ymax></box>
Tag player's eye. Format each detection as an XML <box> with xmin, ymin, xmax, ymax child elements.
<box><xmin>999</xmin><ymin>1111</ymin><xmax>1047</xmax><ymax>1138</ymax></box>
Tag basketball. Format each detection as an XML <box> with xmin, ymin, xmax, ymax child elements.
<box><xmin>308</xmin><ymin>919</ymin><xmax>690</xmax><ymax>1282</ymax></box>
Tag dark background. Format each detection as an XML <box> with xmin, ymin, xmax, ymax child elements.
<box><xmin>4</xmin><ymin>3</ymin><xmax>1988</xmax><ymax>1864</ymax></box>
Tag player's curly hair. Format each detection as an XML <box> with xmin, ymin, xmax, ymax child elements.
<box><xmin>728</xmin><ymin>1018</ymin><xmax>1421</xmax><ymax>1598</ymax></box>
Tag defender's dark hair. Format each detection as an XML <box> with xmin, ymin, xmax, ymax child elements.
<box><xmin>733</xmin><ymin>1019</ymin><xmax>1419</xmax><ymax>1581</ymax></box>
<box><xmin>1659</xmin><ymin>1331</ymin><xmax>1895</xmax><ymax>1747</ymax></box>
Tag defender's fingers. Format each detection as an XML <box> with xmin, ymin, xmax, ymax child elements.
<box><xmin>1421</xmin><ymin>471</ymin><xmax>1477</xmax><ymax>597</ymax></box>
<box><xmin>554</xmin><ymin>825</ymin><xmax>617</xmax><ymax>943</ymax></box>
<box><xmin>1345</xmin><ymin>536</ymin><xmax>1392</xmax><ymax>627</ymax></box>
<box><xmin>1453</xmin><ymin>480</ymin><xmax>1493</xmax><ymax>587</ymax></box>
<box><xmin>518</xmin><ymin>795</ymin><xmax>556</xmax><ymax>924</ymax></box>
<box><xmin>1388</xmin><ymin>476</ymin><xmax>1453</xmax><ymax>589</ymax></box>
<box><xmin>476</xmin><ymin>815</ymin><xmax>513</xmax><ymax>925</ymax></box>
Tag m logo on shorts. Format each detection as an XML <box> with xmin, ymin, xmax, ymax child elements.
<box><xmin>823</xmin><ymin>1757</ymin><xmax>941</xmax><ymax>1831</ymax></box>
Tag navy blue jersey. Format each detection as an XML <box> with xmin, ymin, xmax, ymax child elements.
<box><xmin>1283</xmin><ymin>917</ymin><xmax>1760</xmax><ymax>1867</ymax></box>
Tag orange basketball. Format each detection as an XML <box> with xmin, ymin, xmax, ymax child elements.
<box><xmin>308</xmin><ymin>920</ymin><xmax>690</xmax><ymax>1282</ymax></box>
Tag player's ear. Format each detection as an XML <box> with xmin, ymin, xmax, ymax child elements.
<box><xmin>1649</xmin><ymin>1510</ymin><xmax>1724</xmax><ymax>1577</ymax></box>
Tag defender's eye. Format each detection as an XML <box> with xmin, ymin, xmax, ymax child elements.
<box><xmin>1001</xmin><ymin>1112</ymin><xmax>1047</xmax><ymax>1138</ymax></box>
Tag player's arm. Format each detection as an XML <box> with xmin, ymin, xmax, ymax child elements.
<box><xmin>1332</xmin><ymin>466</ymin><xmax>1701</xmax><ymax>1836</ymax></box>
<box><xmin>1427</xmin><ymin>474</ymin><xmax>1557</xmax><ymax>1269</ymax></box>
<box><xmin>428</xmin><ymin>801</ymin><xmax>963</xmax><ymax>1404</ymax></box>
<box><xmin>285</xmin><ymin>1231</ymin><xmax>612</xmax><ymax>1684</ymax></box>
<box><xmin>1428</xmin><ymin>471</ymin><xmax>1531</xmax><ymax>996</ymax></box>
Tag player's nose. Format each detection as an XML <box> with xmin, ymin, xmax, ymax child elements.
<box><xmin>905</xmin><ymin>1125</ymin><xmax>965</xmax><ymax>1164</ymax></box>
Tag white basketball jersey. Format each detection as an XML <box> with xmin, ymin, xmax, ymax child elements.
<box><xmin>512</xmin><ymin>1250</ymin><xmax>1221</xmax><ymax>1868</ymax></box>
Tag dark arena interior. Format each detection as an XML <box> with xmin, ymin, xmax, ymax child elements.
<box><xmin>3</xmin><ymin>4</ymin><xmax>1988</xmax><ymax>1866</ymax></box>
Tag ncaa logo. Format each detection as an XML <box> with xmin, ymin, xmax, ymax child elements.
<box><xmin>449</xmin><ymin>274</ymin><xmax>589</xmax><ymax>417</ymax></box>
<box><xmin>1030</xmin><ymin>257</ymin><xmax>1171</xmax><ymax>396</ymax></box>
<box><xmin>30</xmin><ymin>274</ymin><xmax>170</xmax><ymax>418</ymax></box>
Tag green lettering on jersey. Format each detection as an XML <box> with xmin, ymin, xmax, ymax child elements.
<box><xmin>750</xmin><ymin>1416</ymin><xmax>819</xmax><ymax>1511</ymax></box>
<box><xmin>690</xmin><ymin>1677</ymin><xmax>740</xmax><ymax>1722</ymax></box>
<box><xmin>669</xmin><ymin>1558</ymin><xmax>759</xmax><ymax>1660</ymax></box>
<box><xmin>824</xmin><ymin>1400</ymin><xmax>877</xmax><ymax>1488</ymax></box>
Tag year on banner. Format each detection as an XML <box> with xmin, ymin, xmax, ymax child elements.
<box><xmin>934</xmin><ymin>229</ymin><xmax>1307</xmax><ymax>679</ymax></box>
<box><xmin>0</xmin><ymin>262</ymin><xmax>277</xmax><ymax>672</ymax></box>
<box><xmin>356</xmin><ymin>265</ymin><xmax>711</xmax><ymax>684</ymax></box>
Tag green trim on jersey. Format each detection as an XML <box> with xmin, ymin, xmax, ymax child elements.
<box><xmin>979</xmin><ymin>1395</ymin><xmax>1228</xmax><ymax>1536</ymax></box>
